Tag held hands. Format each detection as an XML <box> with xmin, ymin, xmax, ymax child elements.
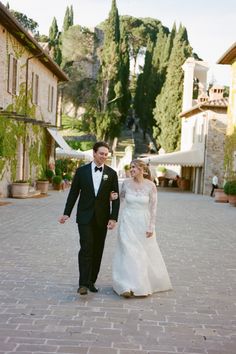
<box><xmin>58</xmin><ymin>215</ymin><xmax>69</xmax><ymax>224</ymax></box>
<box><xmin>110</xmin><ymin>191</ymin><xmax>118</xmax><ymax>201</ymax></box>
<box><xmin>107</xmin><ymin>219</ymin><xmax>116</xmax><ymax>230</ymax></box>
<box><xmin>146</xmin><ymin>231</ymin><xmax>153</xmax><ymax>238</ymax></box>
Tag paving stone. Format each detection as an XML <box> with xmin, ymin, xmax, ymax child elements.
<box><xmin>0</xmin><ymin>189</ymin><xmax>235</xmax><ymax>353</ymax></box>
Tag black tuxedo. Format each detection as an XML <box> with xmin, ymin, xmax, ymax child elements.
<box><xmin>63</xmin><ymin>162</ymin><xmax>120</xmax><ymax>287</ymax></box>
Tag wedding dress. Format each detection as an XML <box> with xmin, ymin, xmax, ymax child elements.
<box><xmin>112</xmin><ymin>178</ymin><xmax>172</xmax><ymax>296</ymax></box>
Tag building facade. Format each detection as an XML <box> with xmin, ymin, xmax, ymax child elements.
<box><xmin>218</xmin><ymin>43</ymin><xmax>236</xmax><ymax>178</ymax></box>
<box><xmin>0</xmin><ymin>3</ymin><xmax>68</xmax><ymax>197</ymax></box>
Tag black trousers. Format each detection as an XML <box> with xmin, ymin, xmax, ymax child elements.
<box><xmin>78</xmin><ymin>217</ymin><xmax>107</xmax><ymax>287</ymax></box>
<box><xmin>210</xmin><ymin>184</ymin><xmax>218</xmax><ymax>197</ymax></box>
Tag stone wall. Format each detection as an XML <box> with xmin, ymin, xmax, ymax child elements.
<box><xmin>203</xmin><ymin>111</ymin><xmax>227</xmax><ymax>194</ymax></box>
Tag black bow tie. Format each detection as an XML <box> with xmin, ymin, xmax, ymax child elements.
<box><xmin>95</xmin><ymin>166</ymin><xmax>102</xmax><ymax>172</ymax></box>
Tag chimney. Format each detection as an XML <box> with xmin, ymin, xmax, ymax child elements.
<box><xmin>209</xmin><ymin>85</ymin><xmax>224</xmax><ymax>100</ymax></box>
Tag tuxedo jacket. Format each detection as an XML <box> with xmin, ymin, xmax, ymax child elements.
<box><xmin>63</xmin><ymin>162</ymin><xmax>120</xmax><ymax>226</ymax></box>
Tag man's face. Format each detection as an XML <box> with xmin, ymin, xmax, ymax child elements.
<box><xmin>93</xmin><ymin>146</ymin><xmax>109</xmax><ymax>166</ymax></box>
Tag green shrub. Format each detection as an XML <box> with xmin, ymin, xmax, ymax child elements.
<box><xmin>55</xmin><ymin>168</ymin><xmax>62</xmax><ymax>176</ymax></box>
<box><xmin>63</xmin><ymin>173</ymin><xmax>72</xmax><ymax>181</ymax></box>
<box><xmin>124</xmin><ymin>164</ymin><xmax>130</xmax><ymax>171</ymax></box>
<box><xmin>157</xmin><ymin>166</ymin><xmax>167</xmax><ymax>173</ymax></box>
<box><xmin>45</xmin><ymin>169</ymin><xmax>54</xmax><ymax>179</ymax></box>
<box><xmin>52</xmin><ymin>175</ymin><xmax>62</xmax><ymax>185</ymax></box>
<box><xmin>224</xmin><ymin>180</ymin><xmax>236</xmax><ymax>195</ymax></box>
<box><xmin>67</xmin><ymin>140</ymin><xmax>94</xmax><ymax>151</ymax></box>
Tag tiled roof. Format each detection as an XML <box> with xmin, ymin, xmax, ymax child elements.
<box><xmin>180</xmin><ymin>97</ymin><xmax>228</xmax><ymax>118</ymax></box>
<box><xmin>0</xmin><ymin>2</ymin><xmax>68</xmax><ymax>81</ymax></box>
<box><xmin>217</xmin><ymin>42</ymin><xmax>236</xmax><ymax>65</ymax></box>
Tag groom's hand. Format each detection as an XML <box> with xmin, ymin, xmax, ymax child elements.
<box><xmin>58</xmin><ymin>215</ymin><xmax>69</xmax><ymax>224</ymax></box>
<box><xmin>107</xmin><ymin>219</ymin><xmax>116</xmax><ymax>230</ymax></box>
<box><xmin>146</xmin><ymin>231</ymin><xmax>153</xmax><ymax>238</ymax></box>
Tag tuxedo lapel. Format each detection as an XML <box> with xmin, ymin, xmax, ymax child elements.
<box><xmin>86</xmin><ymin>162</ymin><xmax>95</xmax><ymax>196</ymax></box>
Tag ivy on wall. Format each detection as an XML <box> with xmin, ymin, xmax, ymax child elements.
<box><xmin>224</xmin><ymin>127</ymin><xmax>236</xmax><ymax>178</ymax></box>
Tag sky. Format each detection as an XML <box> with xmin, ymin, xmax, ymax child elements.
<box><xmin>3</xmin><ymin>0</ymin><xmax>236</xmax><ymax>85</ymax></box>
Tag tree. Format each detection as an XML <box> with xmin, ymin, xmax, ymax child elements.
<box><xmin>63</xmin><ymin>5</ymin><xmax>73</xmax><ymax>32</ymax></box>
<box><xmin>48</xmin><ymin>17</ymin><xmax>62</xmax><ymax>65</ymax></box>
<box><xmin>11</xmin><ymin>10</ymin><xmax>38</xmax><ymax>34</ymax></box>
<box><xmin>117</xmin><ymin>20</ymin><xmax>131</xmax><ymax>121</ymax></box>
<box><xmin>49</xmin><ymin>17</ymin><xmax>58</xmax><ymax>45</ymax></box>
<box><xmin>153</xmin><ymin>24</ymin><xmax>192</xmax><ymax>152</ymax></box>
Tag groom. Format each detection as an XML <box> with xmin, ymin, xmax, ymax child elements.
<box><xmin>59</xmin><ymin>141</ymin><xmax>120</xmax><ymax>295</ymax></box>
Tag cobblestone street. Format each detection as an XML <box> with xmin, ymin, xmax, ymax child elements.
<box><xmin>0</xmin><ymin>188</ymin><xmax>235</xmax><ymax>354</ymax></box>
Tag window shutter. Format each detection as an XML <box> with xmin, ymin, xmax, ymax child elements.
<box><xmin>15</xmin><ymin>58</ymin><xmax>19</xmax><ymax>96</ymax></box>
<box><xmin>7</xmin><ymin>54</ymin><xmax>13</xmax><ymax>94</ymax></box>
<box><xmin>51</xmin><ymin>86</ymin><xmax>54</xmax><ymax>112</ymax></box>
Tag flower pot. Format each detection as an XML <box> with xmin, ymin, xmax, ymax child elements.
<box><xmin>11</xmin><ymin>182</ymin><xmax>29</xmax><ymax>198</ymax></box>
<box><xmin>228</xmin><ymin>195</ymin><xmax>236</xmax><ymax>206</ymax></box>
<box><xmin>36</xmin><ymin>180</ymin><xmax>49</xmax><ymax>194</ymax></box>
<box><xmin>53</xmin><ymin>183</ymin><xmax>61</xmax><ymax>191</ymax></box>
<box><xmin>214</xmin><ymin>189</ymin><xmax>228</xmax><ymax>203</ymax></box>
<box><xmin>179</xmin><ymin>179</ymin><xmax>190</xmax><ymax>191</ymax></box>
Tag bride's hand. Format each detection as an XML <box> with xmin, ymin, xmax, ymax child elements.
<box><xmin>146</xmin><ymin>231</ymin><xmax>153</xmax><ymax>238</ymax></box>
<box><xmin>110</xmin><ymin>191</ymin><xmax>118</xmax><ymax>201</ymax></box>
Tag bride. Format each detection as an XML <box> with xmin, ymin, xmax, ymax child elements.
<box><xmin>112</xmin><ymin>159</ymin><xmax>172</xmax><ymax>298</ymax></box>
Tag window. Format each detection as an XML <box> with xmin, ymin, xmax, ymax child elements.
<box><xmin>31</xmin><ymin>72</ymin><xmax>39</xmax><ymax>105</ymax></box>
<box><xmin>48</xmin><ymin>85</ymin><xmax>54</xmax><ymax>112</ymax></box>
<box><xmin>7</xmin><ymin>54</ymin><xmax>18</xmax><ymax>95</ymax></box>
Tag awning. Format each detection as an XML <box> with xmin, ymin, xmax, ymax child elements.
<box><xmin>47</xmin><ymin>127</ymin><xmax>72</xmax><ymax>151</ymax></box>
<box><xmin>47</xmin><ymin>128</ymin><xmax>93</xmax><ymax>161</ymax></box>
<box><xmin>140</xmin><ymin>149</ymin><xmax>204</xmax><ymax>167</ymax></box>
<box><xmin>55</xmin><ymin>147</ymin><xmax>93</xmax><ymax>160</ymax></box>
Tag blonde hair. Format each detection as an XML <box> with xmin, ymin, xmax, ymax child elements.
<box><xmin>130</xmin><ymin>159</ymin><xmax>152</xmax><ymax>180</ymax></box>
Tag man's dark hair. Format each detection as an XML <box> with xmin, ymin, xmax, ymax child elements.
<box><xmin>93</xmin><ymin>141</ymin><xmax>110</xmax><ymax>152</ymax></box>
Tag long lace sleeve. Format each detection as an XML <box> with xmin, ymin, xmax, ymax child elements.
<box><xmin>148</xmin><ymin>183</ymin><xmax>157</xmax><ymax>232</ymax></box>
<box><xmin>119</xmin><ymin>181</ymin><xmax>126</xmax><ymax>202</ymax></box>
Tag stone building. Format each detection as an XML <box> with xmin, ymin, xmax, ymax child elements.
<box><xmin>217</xmin><ymin>43</ymin><xmax>236</xmax><ymax>178</ymax></box>
<box><xmin>141</xmin><ymin>58</ymin><xmax>228</xmax><ymax>195</ymax></box>
<box><xmin>0</xmin><ymin>3</ymin><xmax>68</xmax><ymax>197</ymax></box>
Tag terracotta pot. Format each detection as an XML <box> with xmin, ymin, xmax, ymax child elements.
<box><xmin>179</xmin><ymin>179</ymin><xmax>190</xmax><ymax>191</ymax></box>
<box><xmin>53</xmin><ymin>183</ymin><xmax>61</xmax><ymax>191</ymax></box>
<box><xmin>36</xmin><ymin>180</ymin><xmax>49</xmax><ymax>194</ymax></box>
<box><xmin>11</xmin><ymin>182</ymin><xmax>29</xmax><ymax>198</ymax></box>
<box><xmin>214</xmin><ymin>189</ymin><xmax>228</xmax><ymax>203</ymax></box>
<box><xmin>228</xmin><ymin>195</ymin><xmax>236</xmax><ymax>206</ymax></box>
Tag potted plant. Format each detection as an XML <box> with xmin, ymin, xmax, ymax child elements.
<box><xmin>36</xmin><ymin>170</ymin><xmax>49</xmax><ymax>195</ymax></box>
<box><xmin>11</xmin><ymin>180</ymin><xmax>30</xmax><ymax>198</ymax></box>
<box><xmin>52</xmin><ymin>175</ymin><xmax>63</xmax><ymax>190</ymax></box>
<box><xmin>214</xmin><ymin>188</ymin><xmax>228</xmax><ymax>203</ymax></box>
<box><xmin>224</xmin><ymin>180</ymin><xmax>236</xmax><ymax>206</ymax></box>
<box><xmin>45</xmin><ymin>169</ymin><xmax>54</xmax><ymax>183</ymax></box>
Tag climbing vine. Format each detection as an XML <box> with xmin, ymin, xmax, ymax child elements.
<box><xmin>224</xmin><ymin>127</ymin><xmax>236</xmax><ymax>178</ymax></box>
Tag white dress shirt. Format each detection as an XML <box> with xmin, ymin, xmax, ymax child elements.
<box><xmin>212</xmin><ymin>175</ymin><xmax>218</xmax><ymax>186</ymax></box>
<box><xmin>91</xmin><ymin>161</ymin><xmax>104</xmax><ymax>196</ymax></box>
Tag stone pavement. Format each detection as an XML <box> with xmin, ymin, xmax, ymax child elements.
<box><xmin>0</xmin><ymin>189</ymin><xmax>236</xmax><ymax>354</ymax></box>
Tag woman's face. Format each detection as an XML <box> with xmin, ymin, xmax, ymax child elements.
<box><xmin>130</xmin><ymin>163</ymin><xmax>143</xmax><ymax>178</ymax></box>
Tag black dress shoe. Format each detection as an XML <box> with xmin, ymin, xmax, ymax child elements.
<box><xmin>77</xmin><ymin>286</ymin><xmax>88</xmax><ymax>295</ymax></box>
<box><xmin>88</xmin><ymin>283</ymin><xmax>98</xmax><ymax>293</ymax></box>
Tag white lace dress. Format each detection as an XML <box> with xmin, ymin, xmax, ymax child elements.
<box><xmin>112</xmin><ymin>179</ymin><xmax>172</xmax><ymax>296</ymax></box>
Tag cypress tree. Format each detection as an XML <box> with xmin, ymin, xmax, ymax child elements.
<box><xmin>69</xmin><ymin>5</ymin><xmax>74</xmax><ymax>27</ymax></box>
<box><xmin>49</xmin><ymin>17</ymin><xmax>58</xmax><ymax>45</ymax></box>
<box><xmin>63</xmin><ymin>6</ymin><xmax>71</xmax><ymax>32</ymax></box>
<box><xmin>99</xmin><ymin>0</ymin><xmax>120</xmax><ymax>111</ymax></box>
<box><xmin>136</xmin><ymin>38</ymin><xmax>155</xmax><ymax>135</ymax></box>
<box><xmin>118</xmin><ymin>21</ymin><xmax>131</xmax><ymax>121</ymax></box>
<box><xmin>153</xmin><ymin>24</ymin><xmax>192</xmax><ymax>152</ymax></box>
